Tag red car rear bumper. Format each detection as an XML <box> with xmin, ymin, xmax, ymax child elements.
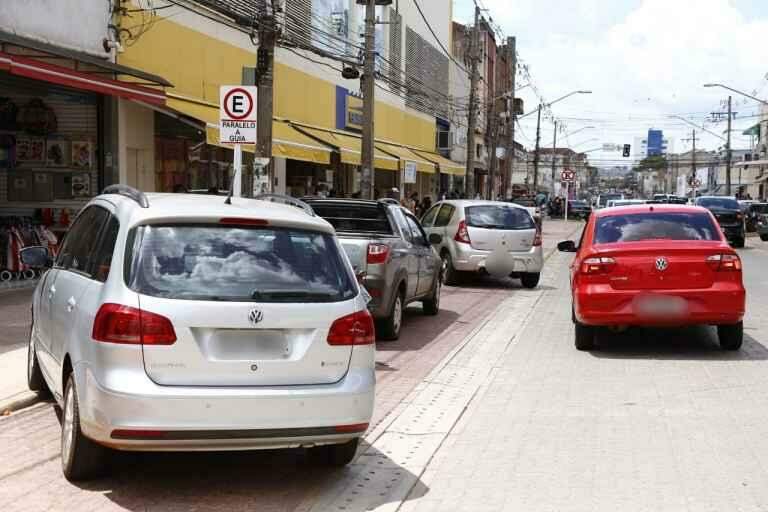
<box><xmin>575</xmin><ymin>284</ymin><xmax>745</xmax><ymax>327</ymax></box>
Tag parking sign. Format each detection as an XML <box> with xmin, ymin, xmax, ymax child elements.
<box><xmin>220</xmin><ymin>86</ymin><xmax>257</xmax><ymax>144</ymax></box>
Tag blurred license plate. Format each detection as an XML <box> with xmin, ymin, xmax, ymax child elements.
<box><xmin>635</xmin><ymin>296</ymin><xmax>687</xmax><ymax>317</ymax></box>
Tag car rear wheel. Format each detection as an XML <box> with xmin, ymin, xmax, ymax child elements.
<box><xmin>61</xmin><ymin>374</ymin><xmax>108</xmax><ymax>481</ymax></box>
<box><xmin>311</xmin><ymin>438</ymin><xmax>359</xmax><ymax>466</ymax></box>
<box><xmin>575</xmin><ymin>322</ymin><xmax>596</xmax><ymax>351</ymax></box>
<box><xmin>27</xmin><ymin>327</ymin><xmax>49</xmax><ymax>396</ymax></box>
<box><xmin>378</xmin><ymin>291</ymin><xmax>404</xmax><ymax>341</ymax></box>
<box><xmin>441</xmin><ymin>252</ymin><xmax>460</xmax><ymax>286</ymax></box>
<box><xmin>761</xmin><ymin>234</ymin><xmax>768</xmax><ymax>242</ymax></box>
<box><xmin>717</xmin><ymin>322</ymin><xmax>743</xmax><ymax>351</ymax></box>
<box><xmin>520</xmin><ymin>273</ymin><xmax>540</xmax><ymax>289</ymax></box>
<box><xmin>422</xmin><ymin>277</ymin><xmax>441</xmax><ymax>316</ymax></box>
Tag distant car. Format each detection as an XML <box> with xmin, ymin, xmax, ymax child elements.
<box><xmin>421</xmin><ymin>200</ymin><xmax>543</xmax><ymax>288</ymax></box>
<box><xmin>740</xmin><ymin>200</ymin><xmax>765</xmax><ymax>232</ymax></box>
<box><xmin>596</xmin><ymin>193</ymin><xmax>625</xmax><ymax>209</ymax></box>
<box><xmin>558</xmin><ymin>204</ymin><xmax>745</xmax><ymax>351</ymax></box>
<box><xmin>749</xmin><ymin>203</ymin><xmax>768</xmax><ymax>240</ymax></box>
<box><xmin>695</xmin><ymin>196</ymin><xmax>746</xmax><ymax>248</ymax></box>
<box><xmin>305</xmin><ymin>198</ymin><xmax>442</xmax><ymax>341</ymax></box>
<box><xmin>509</xmin><ymin>196</ymin><xmax>543</xmax><ymax>229</ymax></box>
<box><xmin>567</xmin><ymin>199</ymin><xmax>592</xmax><ymax>219</ymax></box>
<box><xmin>21</xmin><ymin>187</ymin><xmax>375</xmax><ymax>481</ymax></box>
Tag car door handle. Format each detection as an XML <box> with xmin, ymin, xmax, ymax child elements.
<box><xmin>66</xmin><ymin>296</ymin><xmax>77</xmax><ymax>312</ymax></box>
<box><xmin>48</xmin><ymin>285</ymin><xmax>56</xmax><ymax>301</ymax></box>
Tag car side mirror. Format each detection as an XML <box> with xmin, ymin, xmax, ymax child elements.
<box><xmin>428</xmin><ymin>233</ymin><xmax>443</xmax><ymax>245</ymax></box>
<box><xmin>20</xmin><ymin>246</ymin><xmax>52</xmax><ymax>268</ymax></box>
<box><xmin>557</xmin><ymin>240</ymin><xmax>577</xmax><ymax>253</ymax></box>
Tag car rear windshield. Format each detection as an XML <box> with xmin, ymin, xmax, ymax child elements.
<box><xmin>599</xmin><ymin>194</ymin><xmax>622</xmax><ymax>206</ymax></box>
<box><xmin>697</xmin><ymin>197</ymin><xmax>739</xmax><ymax>210</ymax></box>
<box><xmin>595</xmin><ymin>212</ymin><xmax>719</xmax><ymax>244</ymax></box>
<box><xmin>310</xmin><ymin>203</ymin><xmax>393</xmax><ymax>235</ymax></box>
<box><xmin>126</xmin><ymin>225</ymin><xmax>357</xmax><ymax>302</ymax></box>
<box><xmin>465</xmin><ymin>205</ymin><xmax>535</xmax><ymax>230</ymax></box>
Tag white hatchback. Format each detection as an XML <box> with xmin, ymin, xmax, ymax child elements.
<box><xmin>22</xmin><ymin>186</ymin><xmax>375</xmax><ymax>481</ymax></box>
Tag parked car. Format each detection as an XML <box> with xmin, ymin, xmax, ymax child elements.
<box><xmin>421</xmin><ymin>200</ymin><xmax>543</xmax><ymax>288</ymax></box>
<box><xmin>305</xmin><ymin>198</ymin><xmax>442</xmax><ymax>341</ymax></box>
<box><xmin>751</xmin><ymin>203</ymin><xmax>768</xmax><ymax>240</ymax></box>
<box><xmin>510</xmin><ymin>196</ymin><xmax>543</xmax><ymax>230</ymax></box>
<box><xmin>567</xmin><ymin>199</ymin><xmax>592</xmax><ymax>219</ymax></box>
<box><xmin>558</xmin><ymin>204</ymin><xmax>745</xmax><ymax>351</ymax></box>
<box><xmin>694</xmin><ymin>196</ymin><xmax>746</xmax><ymax>247</ymax></box>
<box><xmin>21</xmin><ymin>187</ymin><xmax>375</xmax><ymax>481</ymax></box>
<box><xmin>596</xmin><ymin>193</ymin><xmax>625</xmax><ymax>209</ymax></box>
<box><xmin>743</xmin><ymin>202</ymin><xmax>768</xmax><ymax>233</ymax></box>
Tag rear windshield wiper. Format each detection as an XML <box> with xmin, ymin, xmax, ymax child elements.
<box><xmin>251</xmin><ymin>289</ymin><xmax>338</xmax><ymax>301</ymax></box>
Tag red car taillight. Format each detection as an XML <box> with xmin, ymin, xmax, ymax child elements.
<box><xmin>327</xmin><ymin>310</ymin><xmax>375</xmax><ymax>346</ymax></box>
<box><xmin>706</xmin><ymin>254</ymin><xmax>742</xmax><ymax>271</ymax></box>
<box><xmin>366</xmin><ymin>243</ymin><xmax>390</xmax><ymax>264</ymax></box>
<box><xmin>92</xmin><ymin>303</ymin><xmax>177</xmax><ymax>345</ymax></box>
<box><xmin>454</xmin><ymin>220</ymin><xmax>471</xmax><ymax>244</ymax></box>
<box><xmin>580</xmin><ymin>257</ymin><xmax>616</xmax><ymax>275</ymax></box>
<box><xmin>533</xmin><ymin>230</ymin><xmax>542</xmax><ymax>247</ymax></box>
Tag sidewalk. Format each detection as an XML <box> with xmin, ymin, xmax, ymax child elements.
<box><xmin>0</xmin><ymin>219</ymin><xmax>584</xmax><ymax>416</ymax></box>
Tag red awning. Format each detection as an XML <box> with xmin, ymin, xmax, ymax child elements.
<box><xmin>0</xmin><ymin>51</ymin><xmax>166</xmax><ymax>105</ymax></box>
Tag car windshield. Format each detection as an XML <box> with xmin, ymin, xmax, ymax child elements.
<box><xmin>309</xmin><ymin>202</ymin><xmax>393</xmax><ymax>235</ymax></box>
<box><xmin>465</xmin><ymin>205</ymin><xmax>535</xmax><ymax>230</ymax></box>
<box><xmin>697</xmin><ymin>197</ymin><xmax>739</xmax><ymax>210</ymax></box>
<box><xmin>126</xmin><ymin>224</ymin><xmax>357</xmax><ymax>302</ymax></box>
<box><xmin>595</xmin><ymin>212</ymin><xmax>719</xmax><ymax>244</ymax></box>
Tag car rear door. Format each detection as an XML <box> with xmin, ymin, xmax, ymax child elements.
<box><xmin>129</xmin><ymin>223</ymin><xmax>360</xmax><ymax>387</ymax></box>
<box><xmin>390</xmin><ymin>208</ymin><xmax>420</xmax><ymax>299</ymax></box>
<box><xmin>405</xmin><ymin>213</ymin><xmax>438</xmax><ymax>296</ymax></box>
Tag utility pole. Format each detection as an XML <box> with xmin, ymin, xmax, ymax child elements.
<box><xmin>486</xmin><ymin>71</ymin><xmax>499</xmax><ymax>199</ymax></box>
<box><xmin>359</xmin><ymin>0</ymin><xmax>376</xmax><ymax>199</ymax></box>
<box><xmin>726</xmin><ymin>95</ymin><xmax>732</xmax><ymax>196</ymax></box>
<box><xmin>464</xmin><ymin>6</ymin><xmax>481</xmax><ymax>198</ymax></box>
<box><xmin>550</xmin><ymin>119</ymin><xmax>558</xmax><ymax>195</ymax></box>
<box><xmin>532</xmin><ymin>104</ymin><xmax>542</xmax><ymax>194</ymax></box>
<box><xmin>255</xmin><ymin>0</ymin><xmax>277</xmax><ymax>194</ymax></box>
<box><xmin>504</xmin><ymin>36</ymin><xmax>516</xmax><ymax>199</ymax></box>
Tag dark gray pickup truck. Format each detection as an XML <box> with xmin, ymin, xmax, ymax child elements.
<box><xmin>306</xmin><ymin>199</ymin><xmax>442</xmax><ymax>340</ymax></box>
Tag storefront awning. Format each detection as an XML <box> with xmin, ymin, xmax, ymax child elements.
<box><xmin>411</xmin><ymin>149</ymin><xmax>465</xmax><ymax>176</ymax></box>
<box><xmin>0</xmin><ymin>30</ymin><xmax>169</xmax><ymax>105</ymax></box>
<box><xmin>376</xmin><ymin>142</ymin><xmax>436</xmax><ymax>174</ymax></box>
<box><xmin>166</xmin><ymin>94</ymin><xmax>333</xmax><ymax>164</ymax></box>
<box><xmin>293</xmin><ymin>126</ymin><xmax>399</xmax><ymax>171</ymax></box>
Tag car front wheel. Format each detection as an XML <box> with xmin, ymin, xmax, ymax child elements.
<box><xmin>61</xmin><ymin>374</ymin><xmax>108</xmax><ymax>481</ymax></box>
<box><xmin>718</xmin><ymin>322</ymin><xmax>743</xmax><ymax>351</ymax></box>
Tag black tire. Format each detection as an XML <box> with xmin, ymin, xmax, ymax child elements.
<box><xmin>575</xmin><ymin>322</ymin><xmax>596</xmax><ymax>351</ymax></box>
<box><xmin>520</xmin><ymin>273</ymin><xmax>540</xmax><ymax>289</ymax></box>
<box><xmin>378</xmin><ymin>290</ymin><xmax>404</xmax><ymax>341</ymax></box>
<box><xmin>441</xmin><ymin>251</ymin><xmax>460</xmax><ymax>286</ymax></box>
<box><xmin>61</xmin><ymin>374</ymin><xmax>108</xmax><ymax>481</ymax></box>
<box><xmin>733</xmin><ymin>237</ymin><xmax>745</xmax><ymax>249</ymax></box>
<box><xmin>27</xmin><ymin>326</ymin><xmax>50</xmax><ymax>396</ymax></box>
<box><xmin>422</xmin><ymin>277</ymin><xmax>441</xmax><ymax>316</ymax></box>
<box><xmin>761</xmin><ymin>234</ymin><xmax>768</xmax><ymax>242</ymax></box>
<box><xmin>311</xmin><ymin>438</ymin><xmax>359</xmax><ymax>466</ymax></box>
<box><xmin>717</xmin><ymin>322</ymin><xmax>743</xmax><ymax>351</ymax></box>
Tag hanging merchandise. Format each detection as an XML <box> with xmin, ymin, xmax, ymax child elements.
<box><xmin>18</xmin><ymin>98</ymin><xmax>58</xmax><ymax>136</ymax></box>
<box><xmin>0</xmin><ymin>97</ymin><xmax>19</xmax><ymax>130</ymax></box>
<box><xmin>0</xmin><ymin>217</ymin><xmax>58</xmax><ymax>280</ymax></box>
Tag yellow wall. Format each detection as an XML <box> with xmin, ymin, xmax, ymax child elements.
<box><xmin>118</xmin><ymin>13</ymin><xmax>435</xmax><ymax>151</ymax></box>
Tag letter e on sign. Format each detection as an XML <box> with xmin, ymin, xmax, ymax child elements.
<box><xmin>220</xmin><ymin>85</ymin><xmax>258</xmax><ymax>144</ymax></box>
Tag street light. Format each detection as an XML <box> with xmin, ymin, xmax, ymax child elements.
<box><xmin>519</xmin><ymin>90</ymin><xmax>593</xmax><ymax>120</ymax></box>
<box><xmin>703</xmin><ymin>83</ymin><xmax>768</xmax><ymax>106</ymax></box>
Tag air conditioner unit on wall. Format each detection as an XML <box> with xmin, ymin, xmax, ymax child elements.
<box><xmin>437</xmin><ymin>130</ymin><xmax>453</xmax><ymax>150</ymax></box>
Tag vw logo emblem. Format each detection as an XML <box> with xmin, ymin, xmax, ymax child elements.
<box><xmin>248</xmin><ymin>309</ymin><xmax>264</xmax><ymax>325</ymax></box>
<box><xmin>655</xmin><ymin>257</ymin><xmax>669</xmax><ymax>272</ymax></box>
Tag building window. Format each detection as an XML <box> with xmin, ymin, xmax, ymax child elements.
<box><xmin>476</xmin><ymin>144</ymin><xmax>482</xmax><ymax>158</ymax></box>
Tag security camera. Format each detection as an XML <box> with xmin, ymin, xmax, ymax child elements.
<box><xmin>102</xmin><ymin>38</ymin><xmax>124</xmax><ymax>54</ymax></box>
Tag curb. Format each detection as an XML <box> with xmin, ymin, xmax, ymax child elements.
<box><xmin>0</xmin><ymin>390</ymin><xmax>40</xmax><ymax>416</ymax></box>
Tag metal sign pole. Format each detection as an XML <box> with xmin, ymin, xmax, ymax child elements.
<box><xmin>565</xmin><ymin>181</ymin><xmax>569</xmax><ymax>223</ymax></box>
<box><xmin>233</xmin><ymin>144</ymin><xmax>242</xmax><ymax>197</ymax></box>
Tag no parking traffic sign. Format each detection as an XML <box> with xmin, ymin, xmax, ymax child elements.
<box><xmin>220</xmin><ymin>86</ymin><xmax>257</xmax><ymax>144</ymax></box>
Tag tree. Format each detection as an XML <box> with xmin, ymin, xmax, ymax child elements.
<box><xmin>633</xmin><ymin>155</ymin><xmax>668</xmax><ymax>172</ymax></box>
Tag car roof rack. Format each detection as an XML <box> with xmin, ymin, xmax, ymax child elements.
<box><xmin>254</xmin><ymin>194</ymin><xmax>315</xmax><ymax>216</ymax></box>
<box><xmin>102</xmin><ymin>184</ymin><xmax>149</xmax><ymax>208</ymax></box>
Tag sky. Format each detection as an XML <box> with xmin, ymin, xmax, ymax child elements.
<box><xmin>453</xmin><ymin>0</ymin><xmax>768</xmax><ymax>168</ymax></box>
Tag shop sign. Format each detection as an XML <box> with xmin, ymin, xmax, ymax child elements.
<box><xmin>403</xmin><ymin>161</ymin><xmax>417</xmax><ymax>184</ymax></box>
<box><xmin>220</xmin><ymin>86</ymin><xmax>257</xmax><ymax>144</ymax></box>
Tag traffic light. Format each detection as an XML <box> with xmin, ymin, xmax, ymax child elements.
<box><xmin>622</xmin><ymin>144</ymin><xmax>631</xmax><ymax>157</ymax></box>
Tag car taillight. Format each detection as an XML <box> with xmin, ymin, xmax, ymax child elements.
<box><xmin>706</xmin><ymin>254</ymin><xmax>742</xmax><ymax>271</ymax></box>
<box><xmin>533</xmin><ymin>230</ymin><xmax>542</xmax><ymax>247</ymax></box>
<box><xmin>367</xmin><ymin>243</ymin><xmax>390</xmax><ymax>264</ymax></box>
<box><xmin>327</xmin><ymin>310</ymin><xmax>375</xmax><ymax>345</ymax></box>
<box><xmin>92</xmin><ymin>303</ymin><xmax>177</xmax><ymax>345</ymax></box>
<box><xmin>454</xmin><ymin>220</ymin><xmax>471</xmax><ymax>244</ymax></box>
<box><xmin>580</xmin><ymin>257</ymin><xmax>615</xmax><ymax>274</ymax></box>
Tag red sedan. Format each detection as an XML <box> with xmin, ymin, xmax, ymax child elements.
<box><xmin>558</xmin><ymin>204</ymin><xmax>746</xmax><ymax>351</ymax></box>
